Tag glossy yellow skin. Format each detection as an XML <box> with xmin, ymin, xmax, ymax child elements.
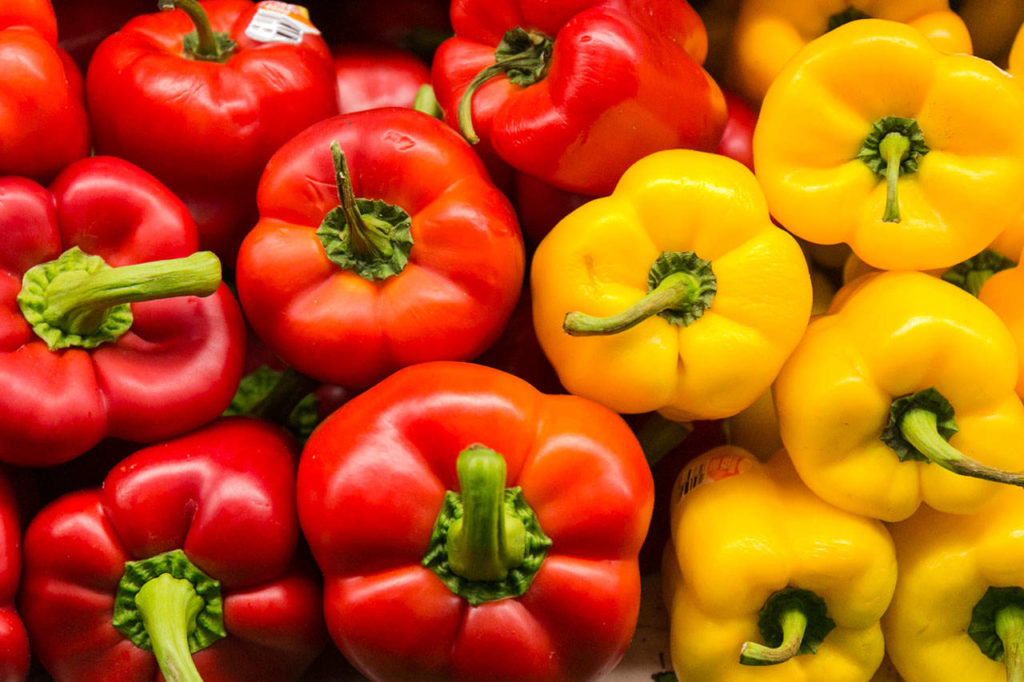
<box><xmin>884</xmin><ymin>494</ymin><xmax>1024</xmax><ymax>681</ymax></box>
<box><xmin>754</xmin><ymin>19</ymin><xmax>1024</xmax><ymax>271</ymax></box>
<box><xmin>728</xmin><ymin>0</ymin><xmax>971</xmax><ymax>105</ymax></box>
<box><xmin>980</xmin><ymin>262</ymin><xmax>1024</xmax><ymax>402</ymax></box>
<box><xmin>530</xmin><ymin>150</ymin><xmax>812</xmax><ymax>420</ymax></box>
<box><xmin>662</xmin><ymin>445</ymin><xmax>897</xmax><ymax>682</ymax></box>
<box><xmin>774</xmin><ymin>270</ymin><xmax>1024</xmax><ymax>522</ymax></box>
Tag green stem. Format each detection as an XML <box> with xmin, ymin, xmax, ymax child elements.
<box><xmin>997</xmin><ymin>606</ymin><xmax>1024</xmax><ymax>682</ymax></box>
<box><xmin>413</xmin><ymin>84</ymin><xmax>443</xmax><ymax>119</ymax></box>
<box><xmin>249</xmin><ymin>367</ymin><xmax>320</xmax><ymax>425</ymax></box>
<box><xmin>901</xmin><ymin>409</ymin><xmax>1024</xmax><ymax>486</ymax></box>
<box><xmin>134</xmin><ymin>573</ymin><xmax>205</xmax><ymax>682</ymax></box>
<box><xmin>880</xmin><ymin>132</ymin><xmax>910</xmax><ymax>223</ymax></box>
<box><xmin>43</xmin><ymin>251</ymin><xmax>220</xmax><ymax>336</ymax></box>
<box><xmin>330</xmin><ymin>143</ymin><xmax>384</xmax><ymax>262</ymax></box>
<box><xmin>159</xmin><ymin>0</ymin><xmax>221</xmax><ymax>60</ymax></box>
<box><xmin>445</xmin><ymin>445</ymin><xmax>526</xmax><ymax>581</ymax></box>
<box><xmin>740</xmin><ymin>609</ymin><xmax>808</xmax><ymax>665</ymax></box>
<box><xmin>564</xmin><ymin>271</ymin><xmax>701</xmax><ymax>336</ymax></box>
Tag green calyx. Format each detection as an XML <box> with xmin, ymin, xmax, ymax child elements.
<box><xmin>17</xmin><ymin>246</ymin><xmax>221</xmax><ymax>351</ymax></box>
<box><xmin>315</xmin><ymin>141</ymin><xmax>413</xmax><ymax>281</ymax></box>
<box><xmin>882</xmin><ymin>387</ymin><xmax>1024</xmax><ymax>487</ymax></box>
<box><xmin>739</xmin><ymin>588</ymin><xmax>835</xmax><ymax>666</ymax></box>
<box><xmin>942</xmin><ymin>249</ymin><xmax>1016</xmax><ymax>297</ymax></box>
<box><xmin>857</xmin><ymin>116</ymin><xmax>929</xmax><ymax>223</ymax></box>
<box><xmin>422</xmin><ymin>445</ymin><xmax>552</xmax><ymax>606</ymax></box>
<box><xmin>223</xmin><ymin>365</ymin><xmax>321</xmax><ymax>441</ymax></box>
<box><xmin>458</xmin><ymin>26</ymin><xmax>554</xmax><ymax>144</ymax></box>
<box><xmin>563</xmin><ymin>251</ymin><xmax>717</xmax><ymax>336</ymax></box>
<box><xmin>113</xmin><ymin>549</ymin><xmax>226</xmax><ymax>682</ymax></box>
<box><xmin>970</xmin><ymin>586</ymin><xmax>1024</xmax><ymax>681</ymax></box>
<box><xmin>159</xmin><ymin>0</ymin><xmax>237</xmax><ymax>62</ymax></box>
<box><xmin>826</xmin><ymin>6</ymin><xmax>871</xmax><ymax>32</ymax></box>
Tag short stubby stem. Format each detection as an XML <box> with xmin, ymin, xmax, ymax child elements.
<box><xmin>135</xmin><ymin>574</ymin><xmax>205</xmax><ymax>682</ymax></box>
<box><xmin>563</xmin><ymin>251</ymin><xmax>716</xmax><ymax>336</ymax></box>
<box><xmin>413</xmin><ymin>84</ymin><xmax>443</xmax><ymax>119</ymax></box>
<box><xmin>17</xmin><ymin>247</ymin><xmax>221</xmax><ymax>350</ymax></box>
<box><xmin>458</xmin><ymin>27</ymin><xmax>554</xmax><ymax>144</ymax></box>
<box><xmin>740</xmin><ymin>609</ymin><xmax>808</xmax><ymax>665</ymax></box>
<box><xmin>857</xmin><ymin>116</ymin><xmax>929</xmax><ymax>225</ymax></box>
<box><xmin>997</xmin><ymin>606</ymin><xmax>1024</xmax><ymax>682</ymax></box>
<box><xmin>159</xmin><ymin>0</ymin><xmax>236</xmax><ymax>62</ymax></box>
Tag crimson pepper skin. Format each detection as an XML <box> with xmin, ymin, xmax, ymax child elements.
<box><xmin>0</xmin><ymin>0</ymin><xmax>90</xmax><ymax>183</ymax></box>
<box><xmin>0</xmin><ymin>468</ymin><xmax>28</xmax><ymax>682</ymax></box>
<box><xmin>235</xmin><ymin>108</ymin><xmax>525</xmax><ymax>389</ymax></box>
<box><xmin>298</xmin><ymin>361</ymin><xmax>654</xmax><ymax>682</ymax></box>
<box><xmin>19</xmin><ymin>418</ymin><xmax>326</xmax><ymax>682</ymax></box>
<box><xmin>85</xmin><ymin>0</ymin><xmax>339</xmax><ymax>262</ymax></box>
<box><xmin>0</xmin><ymin>156</ymin><xmax>245</xmax><ymax>467</ymax></box>
<box><xmin>332</xmin><ymin>43</ymin><xmax>430</xmax><ymax>114</ymax></box>
<box><xmin>432</xmin><ymin>0</ymin><xmax>727</xmax><ymax>195</ymax></box>
<box><xmin>715</xmin><ymin>90</ymin><xmax>756</xmax><ymax>172</ymax></box>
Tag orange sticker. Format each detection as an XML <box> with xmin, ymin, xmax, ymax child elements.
<box><xmin>246</xmin><ymin>2</ymin><xmax>320</xmax><ymax>43</ymax></box>
<box><xmin>675</xmin><ymin>452</ymin><xmax>751</xmax><ymax>501</ymax></box>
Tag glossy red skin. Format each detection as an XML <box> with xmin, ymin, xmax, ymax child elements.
<box><xmin>19</xmin><ymin>418</ymin><xmax>326</xmax><ymax>681</ymax></box>
<box><xmin>432</xmin><ymin>0</ymin><xmax>727</xmax><ymax>195</ymax></box>
<box><xmin>715</xmin><ymin>90</ymin><xmax>757</xmax><ymax>172</ymax></box>
<box><xmin>332</xmin><ymin>43</ymin><xmax>430</xmax><ymax>114</ymax></box>
<box><xmin>0</xmin><ymin>469</ymin><xmax>29</xmax><ymax>682</ymax></box>
<box><xmin>236</xmin><ymin>108</ymin><xmax>525</xmax><ymax>388</ymax></box>
<box><xmin>0</xmin><ymin>1</ymin><xmax>90</xmax><ymax>184</ymax></box>
<box><xmin>0</xmin><ymin>156</ymin><xmax>246</xmax><ymax>467</ymax></box>
<box><xmin>85</xmin><ymin>0</ymin><xmax>339</xmax><ymax>261</ymax></box>
<box><xmin>298</xmin><ymin>361</ymin><xmax>654</xmax><ymax>682</ymax></box>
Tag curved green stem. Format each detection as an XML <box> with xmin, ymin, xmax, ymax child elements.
<box><xmin>445</xmin><ymin>445</ymin><xmax>526</xmax><ymax>581</ymax></box>
<box><xmin>330</xmin><ymin>143</ymin><xmax>377</xmax><ymax>261</ymax></box>
<box><xmin>997</xmin><ymin>606</ymin><xmax>1024</xmax><ymax>682</ymax></box>
<box><xmin>880</xmin><ymin>132</ymin><xmax>910</xmax><ymax>223</ymax></box>
<box><xmin>902</xmin><ymin>409</ymin><xmax>1024</xmax><ymax>486</ymax></box>
<box><xmin>159</xmin><ymin>0</ymin><xmax>223</xmax><ymax>60</ymax></box>
<box><xmin>740</xmin><ymin>609</ymin><xmax>808</xmax><ymax>665</ymax></box>
<box><xmin>564</xmin><ymin>271</ymin><xmax>701</xmax><ymax>336</ymax></box>
<box><xmin>134</xmin><ymin>573</ymin><xmax>205</xmax><ymax>682</ymax></box>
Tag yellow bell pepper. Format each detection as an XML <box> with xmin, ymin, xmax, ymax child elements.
<box><xmin>959</xmin><ymin>0</ymin><xmax>1024</xmax><ymax>66</ymax></box>
<box><xmin>774</xmin><ymin>270</ymin><xmax>1024</xmax><ymax>522</ymax></box>
<box><xmin>727</xmin><ymin>0</ymin><xmax>971</xmax><ymax>105</ymax></box>
<box><xmin>530</xmin><ymin>150</ymin><xmax>811</xmax><ymax>421</ymax></box>
<box><xmin>754</xmin><ymin>19</ymin><xmax>1024</xmax><ymax>271</ymax></box>
<box><xmin>883</xmin><ymin>492</ymin><xmax>1024</xmax><ymax>682</ymax></box>
<box><xmin>662</xmin><ymin>445</ymin><xmax>897</xmax><ymax>682</ymax></box>
<box><xmin>980</xmin><ymin>259</ymin><xmax>1024</xmax><ymax>402</ymax></box>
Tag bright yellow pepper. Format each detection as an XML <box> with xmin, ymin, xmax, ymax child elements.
<box><xmin>980</xmin><ymin>259</ymin><xmax>1024</xmax><ymax>402</ymax></box>
<box><xmin>883</xmin><ymin>492</ymin><xmax>1024</xmax><ymax>682</ymax></box>
<box><xmin>774</xmin><ymin>270</ymin><xmax>1024</xmax><ymax>522</ymax></box>
<box><xmin>662</xmin><ymin>445</ymin><xmax>897</xmax><ymax>682</ymax></box>
<box><xmin>754</xmin><ymin>19</ymin><xmax>1024</xmax><ymax>271</ymax></box>
<box><xmin>530</xmin><ymin>150</ymin><xmax>811</xmax><ymax>421</ymax></box>
<box><xmin>727</xmin><ymin>0</ymin><xmax>971</xmax><ymax>105</ymax></box>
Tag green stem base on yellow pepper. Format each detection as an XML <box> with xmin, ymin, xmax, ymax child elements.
<box><xmin>942</xmin><ymin>249</ymin><xmax>1016</xmax><ymax>297</ymax></box>
<box><xmin>563</xmin><ymin>251</ymin><xmax>716</xmax><ymax>336</ymax></box>
<box><xmin>857</xmin><ymin>117</ymin><xmax>930</xmax><ymax>224</ymax></box>
<box><xmin>883</xmin><ymin>388</ymin><xmax>1024</xmax><ymax>487</ymax></box>
<box><xmin>969</xmin><ymin>586</ymin><xmax>1024</xmax><ymax>682</ymax></box>
<box><xmin>740</xmin><ymin>587</ymin><xmax>836</xmax><ymax>666</ymax></box>
<box><xmin>158</xmin><ymin>0</ymin><xmax>237</xmax><ymax>62</ymax></box>
<box><xmin>457</xmin><ymin>27</ymin><xmax>554</xmax><ymax>144</ymax></box>
<box><xmin>113</xmin><ymin>549</ymin><xmax>226</xmax><ymax>682</ymax></box>
<box><xmin>315</xmin><ymin>141</ymin><xmax>413</xmax><ymax>281</ymax></box>
<box><xmin>422</xmin><ymin>445</ymin><xmax>552</xmax><ymax>606</ymax></box>
<box><xmin>17</xmin><ymin>246</ymin><xmax>221</xmax><ymax>350</ymax></box>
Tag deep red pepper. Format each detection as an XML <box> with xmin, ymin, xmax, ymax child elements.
<box><xmin>0</xmin><ymin>156</ymin><xmax>245</xmax><ymax>467</ymax></box>
<box><xmin>298</xmin><ymin>361</ymin><xmax>653</xmax><ymax>681</ymax></box>
<box><xmin>235</xmin><ymin>108</ymin><xmax>525</xmax><ymax>389</ymax></box>
<box><xmin>85</xmin><ymin>0</ymin><xmax>339</xmax><ymax>262</ymax></box>
<box><xmin>0</xmin><ymin>468</ymin><xmax>28</xmax><ymax>682</ymax></box>
<box><xmin>0</xmin><ymin>0</ymin><xmax>90</xmax><ymax>183</ymax></box>
<box><xmin>431</xmin><ymin>0</ymin><xmax>727</xmax><ymax>196</ymax></box>
<box><xmin>332</xmin><ymin>43</ymin><xmax>430</xmax><ymax>114</ymax></box>
<box><xmin>715</xmin><ymin>90</ymin><xmax>757</xmax><ymax>172</ymax></box>
<box><xmin>19</xmin><ymin>418</ymin><xmax>326</xmax><ymax>682</ymax></box>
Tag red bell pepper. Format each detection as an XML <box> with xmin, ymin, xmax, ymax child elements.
<box><xmin>0</xmin><ymin>468</ymin><xmax>28</xmax><ymax>682</ymax></box>
<box><xmin>715</xmin><ymin>90</ymin><xmax>756</xmax><ymax>172</ymax></box>
<box><xmin>332</xmin><ymin>43</ymin><xmax>430</xmax><ymax>114</ymax></box>
<box><xmin>235</xmin><ymin>108</ymin><xmax>525</xmax><ymax>389</ymax></box>
<box><xmin>85</xmin><ymin>0</ymin><xmax>339</xmax><ymax>262</ymax></box>
<box><xmin>0</xmin><ymin>0</ymin><xmax>90</xmax><ymax>183</ymax></box>
<box><xmin>0</xmin><ymin>156</ymin><xmax>245</xmax><ymax>467</ymax></box>
<box><xmin>297</xmin><ymin>361</ymin><xmax>654</xmax><ymax>681</ymax></box>
<box><xmin>431</xmin><ymin>0</ymin><xmax>727</xmax><ymax>195</ymax></box>
<box><xmin>19</xmin><ymin>418</ymin><xmax>326</xmax><ymax>681</ymax></box>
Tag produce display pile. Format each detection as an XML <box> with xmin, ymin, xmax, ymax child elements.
<box><xmin>2</xmin><ymin>0</ymin><xmax>1024</xmax><ymax>680</ymax></box>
